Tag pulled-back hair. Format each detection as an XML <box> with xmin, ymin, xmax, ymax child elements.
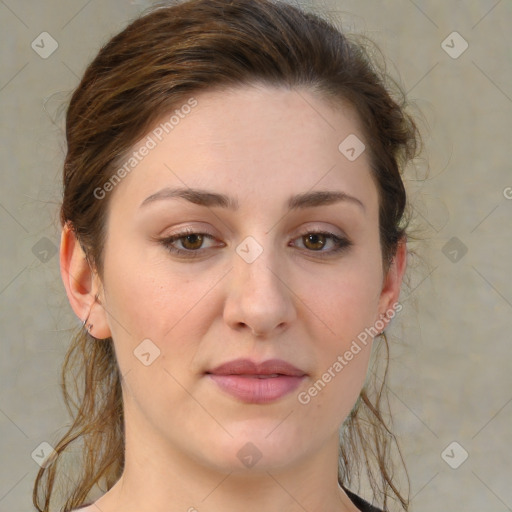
<box><xmin>34</xmin><ymin>1</ymin><xmax>420</xmax><ymax>510</ymax></box>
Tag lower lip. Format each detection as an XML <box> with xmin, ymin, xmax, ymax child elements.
<box><xmin>207</xmin><ymin>374</ymin><xmax>306</xmax><ymax>404</ymax></box>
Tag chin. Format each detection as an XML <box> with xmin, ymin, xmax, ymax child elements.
<box><xmin>197</xmin><ymin>423</ymin><xmax>306</xmax><ymax>473</ymax></box>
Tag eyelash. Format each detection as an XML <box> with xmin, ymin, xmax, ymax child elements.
<box><xmin>159</xmin><ymin>228</ymin><xmax>353</xmax><ymax>259</ymax></box>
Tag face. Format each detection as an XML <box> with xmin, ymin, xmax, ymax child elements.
<box><xmin>91</xmin><ymin>84</ymin><xmax>399</xmax><ymax>474</ymax></box>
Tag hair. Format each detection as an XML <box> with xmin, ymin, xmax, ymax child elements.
<box><xmin>33</xmin><ymin>1</ymin><xmax>421</xmax><ymax>511</ymax></box>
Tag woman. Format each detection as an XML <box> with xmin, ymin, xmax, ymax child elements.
<box><xmin>33</xmin><ymin>1</ymin><xmax>420</xmax><ymax>511</ymax></box>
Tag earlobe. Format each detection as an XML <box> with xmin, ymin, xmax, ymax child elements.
<box><xmin>59</xmin><ymin>223</ymin><xmax>112</xmax><ymax>339</ymax></box>
<box><xmin>376</xmin><ymin>236</ymin><xmax>407</xmax><ymax>331</ymax></box>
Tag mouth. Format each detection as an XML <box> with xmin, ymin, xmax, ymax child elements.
<box><xmin>205</xmin><ymin>358</ymin><xmax>307</xmax><ymax>404</ymax></box>
<box><xmin>222</xmin><ymin>374</ymin><xmax>281</xmax><ymax>378</ymax></box>
<box><xmin>206</xmin><ymin>358</ymin><xmax>307</xmax><ymax>377</ymax></box>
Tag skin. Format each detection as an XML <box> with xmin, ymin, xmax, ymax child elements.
<box><xmin>61</xmin><ymin>84</ymin><xmax>407</xmax><ymax>512</ymax></box>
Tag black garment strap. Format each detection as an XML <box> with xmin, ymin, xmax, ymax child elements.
<box><xmin>341</xmin><ymin>485</ymin><xmax>384</xmax><ymax>512</ymax></box>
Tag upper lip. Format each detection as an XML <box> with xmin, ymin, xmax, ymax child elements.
<box><xmin>206</xmin><ymin>358</ymin><xmax>307</xmax><ymax>377</ymax></box>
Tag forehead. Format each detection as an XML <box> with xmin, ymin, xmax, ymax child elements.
<box><xmin>172</xmin><ymin>84</ymin><xmax>365</xmax><ymax>162</ymax></box>
<box><xmin>108</xmin><ymin>84</ymin><xmax>378</xmax><ymax>215</ymax></box>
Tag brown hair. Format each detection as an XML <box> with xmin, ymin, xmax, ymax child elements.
<box><xmin>34</xmin><ymin>1</ymin><xmax>420</xmax><ymax>510</ymax></box>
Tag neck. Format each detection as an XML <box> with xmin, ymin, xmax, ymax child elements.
<box><xmin>92</xmin><ymin>413</ymin><xmax>359</xmax><ymax>512</ymax></box>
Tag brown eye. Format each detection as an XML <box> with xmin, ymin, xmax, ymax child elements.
<box><xmin>303</xmin><ymin>233</ymin><xmax>327</xmax><ymax>251</ymax></box>
<box><xmin>180</xmin><ymin>234</ymin><xmax>205</xmax><ymax>250</ymax></box>
<box><xmin>160</xmin><ymin>230</ymin><xmax>219</xmax><ymax>258</ymax></box>
<box><xmin>292</xmin><ymin>230</ymin><xmax>353</xmax><ymax>258</ymax></box>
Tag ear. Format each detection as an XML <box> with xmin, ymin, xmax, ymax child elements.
<box><xmin>376</xmin><ymin>236</ymin><xmax>407</xmax><ymax>330</ymax></box>
<box><xmin>59</xmin><ymin>222</ymin><xmax>112</xmax><ymax>339</ymax></box>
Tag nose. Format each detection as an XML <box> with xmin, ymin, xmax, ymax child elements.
<box><xmin>223</xmin><ymin>241</ymin><xmax>297</xmax><ymax>337</ymax></box>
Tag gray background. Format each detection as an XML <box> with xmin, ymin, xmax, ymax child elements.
<box><xmin>1</xmin><ymin>1</ymin><xmax>511</xmax><ymax>511</ymax></box>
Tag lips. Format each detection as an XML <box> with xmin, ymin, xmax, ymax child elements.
<box><xmin>205</xmin><ymin>358</ymin><xmax>307</xmax><ymax>404</ymax></box>
<box><xmin>207</xmin><ymin>358</ymin><xmax>307</xmax><ymax>377</ymax></box>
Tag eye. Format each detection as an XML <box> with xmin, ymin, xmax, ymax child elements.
<box><xmin>292</xmin><ymin>230</ymin><xmax>353</xmax><ymax>257</ymax></box>
<box><xmin>158</xmin><ymin>228</ymin><xmax>352</xmax><ymax>260</ymax></box>
<box><xmin>159</xmin><ymin>229</ymin><xmax>221</xmax><ymax>258</ymax></box>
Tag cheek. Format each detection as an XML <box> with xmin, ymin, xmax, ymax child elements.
<box><xmin>305</xmin><ymin>259</ymin><xmax>382</xmax><ymax>344</ymax></box>
<box><xmin>297</xmin><ymin>342</ymin><xmax>372</xmax><ymax>438</ymax></box>
<box><xmin>299</xmin><ymin>279</ymin><xmax>376</xmax><ymax>427</ymax></box>
<box><xmin>300</xmin><ymin>253</ymin><xmax>382</xmax><ymax>411</ymax></box>
<box><xmin>102</xmin><ymin>236</ymin><xmax>214</xmax><ymax>340</ymax></box>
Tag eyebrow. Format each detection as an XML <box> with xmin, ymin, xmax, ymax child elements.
<box><xmin>139</xmin><ymin>187</ymin><xmax>365</xmax><ymax>212</ymax></box>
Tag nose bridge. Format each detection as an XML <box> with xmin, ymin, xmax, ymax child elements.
<box><xmin>235</xmin><ymin>234</ymin><xmax>283</xmax><ymax>298</ymax></box>
<box><xmin>225</xmin><ymin>233</ymin><xmax>296</xmax><ymax>335</ymax></box>
<box><xmin>241</xmin><ymin>239</ymin><xmax>280</xmax><ymax>293</ymax></box>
